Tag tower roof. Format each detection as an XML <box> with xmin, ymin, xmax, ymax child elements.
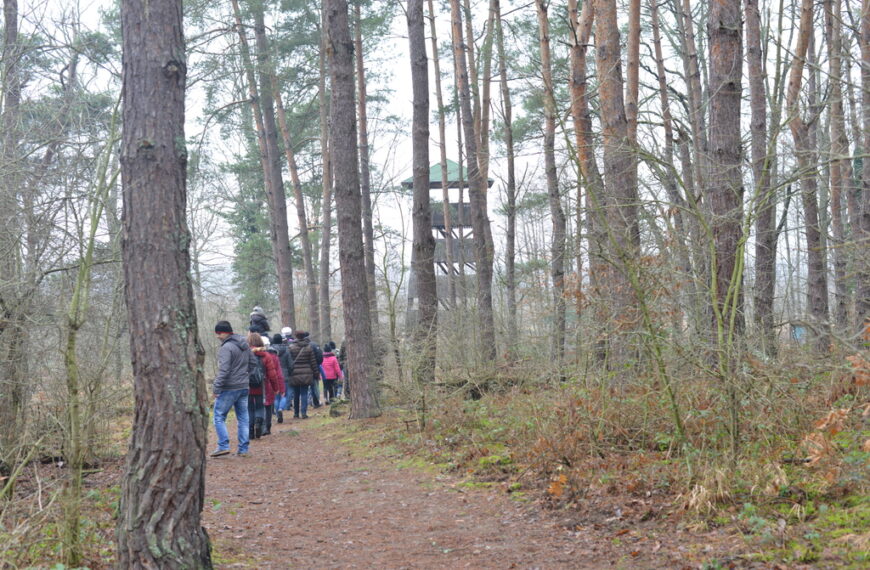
<box><xmin>401</xmin><ymin>159</ymin><xmax>494</xmax><ymax>189</ymax></box>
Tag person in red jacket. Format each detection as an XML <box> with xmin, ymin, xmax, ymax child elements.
<box><xmin>321</xmin><ymin>342</ymin><xmax>343</xmax><ymax>405</ymax></box>
<box><xmin>252</xmin><ymin>335</ymin><xmax>284</xmax><ymax>437</ymax></box>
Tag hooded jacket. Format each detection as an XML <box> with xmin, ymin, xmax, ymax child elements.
<box><xmin>253</xmin><ymin>347</ymin><xmax>284</xmax><ymax>404</ymax></box>
<box><xmin>272</xmin><ymin>342</ymin><xmax>294</xmax><ymax>385</ymax></box>
<box><xmin>287</xmin><ymin>338</ymin><xmax>319</xmax><ymax>387</ymax></box>
<box><xmin>214</xmin><ymin>334</ymin><xmax>251</xmax><ymax>394</ymax></box>
<box><xmin>321</xmin><ymin>351</ymin><xmax>343</xmax><ymax>381</ymax></box>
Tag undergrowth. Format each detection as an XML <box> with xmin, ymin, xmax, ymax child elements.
<box><xmin>361</xmin><ymin>347</ymin><xmax>869</xmax><ymax>566</ymax></box>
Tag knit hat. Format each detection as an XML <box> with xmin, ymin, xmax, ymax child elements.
<box><xmin>214</xmin><ymin>320</ymin><xmax>233</xmax><ymax>334</ymax></box>
<box><xmin>252</xmin><ymin>306</ymin><xmax>265</xmax><ymax>315</ymax></box>
<box><xmin>272</xmin><ymin>333</ymin><xmax>284</xmax><ymax>345</ymax></box>
<box><xmin>262</xmin><ymin>336</ymin><xmax>271</xmax><ymax>346</ymax></box>
<box><xmin>281</xmin><ymin>326</ymin><xmax>292</xmax><ymax>338</ymax></box>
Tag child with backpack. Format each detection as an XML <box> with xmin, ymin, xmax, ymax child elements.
<box><xmin>321</xmin><ymin>342</ymin><xmax>343</xmax><ymax>405</ymax></box>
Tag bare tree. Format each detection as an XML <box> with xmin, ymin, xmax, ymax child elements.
<box><xmin>859</xmin><ymin>0</ymin><xmax>870</xmax><ymax>337</ymax></box>
<box><xmin>319</xmin><ymin>0</ymin><xmax>334</xmax><ymax>341</ymax></box>
<box><xmin>787</xmin><ymin>0</ymin><xmax>830</xmax><ymax>351</ymax></box>
<box><xmin>116</xmin><ymin>0</ymin><xmax>211</xmax><ymax>565</ymax></box>
<box><xmin>326</xmin><ymin>0</ymin><xmax>380</xmax><ymax>418</ymax></box>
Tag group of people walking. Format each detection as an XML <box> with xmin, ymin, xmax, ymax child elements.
<box><xmin>211</xmin><ymin>307</ymin><xmax>345</xmax><ymax>457</ymax></box>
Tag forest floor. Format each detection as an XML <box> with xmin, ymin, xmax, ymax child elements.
<box><xmin>202</xmin><ymin>407</ymin><xmax>759</xmax><ymax>569</ymax></box>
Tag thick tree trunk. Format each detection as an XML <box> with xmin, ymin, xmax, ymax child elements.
<box><xmin>327</xmin><ymin>0</ymin><xmax>380</xmax><ymax>418</ymax></box>
<box><xmin>707</xmin><ymin>0</ymin><xmax>745</xmax><ymax>342</ymax></box>
<box><xmin>788</xmin><ymin>0</ymin><xmax>830</xmax><ymax>351</ymax></box>
<box><xmin>592</xmin><ymin>0</ymin><xmax>640</xmax><ymax>359</ymax></box>
<box><xmin>354</xmin><ymin>3</ymin><xmax>380</xmax><ymax>338</ymax></box>
<box><xmin>535</xmin><ymin>0</ymin><xmax>567</xmax><ymax>367</ymax></box>
<box><xmin>428</xmin><ymin>0</ymin><xmax>457</xmax><ymax>308</ymax></box>
<box><xmin>408</xmin><ymin>0</ymin><xmax>437</xmax><ymax>385</ymax></box>
<box><xmin>450</xmin><ymin>0</ymin><xmax>497</xmax><ymax>360</ymax></box>
<box><xmin>319</xmin><ymin>0</ymin><xmax>334</xmax><ymax>341</ymax></box>
<box><xmin>0</xmin><ymin>0</ymin><xmax>28</xmax><ymax>472</ymax></box>
<box><xmin>494</xmin><ymin>0</ymin><xmax>516</xmax><ymax>343</ymax></box>
<box><xmin>252</xmin><ymin>3</ymin><xmax>296</xmax><ymax>329</ymax></box>
<box><xmin>746</xmin><ymin>0</ymin><xmax>776</xmax><ymax>355</ymax></box>
<box><xmin>274</xmin><ymin>86</ymin><xmax>320</xmax><ymax>337</ymax></box>
<box><xmin>117</xmin><ymin>0</ymin><xmax>211</xmax><ymax>565</ymax></box>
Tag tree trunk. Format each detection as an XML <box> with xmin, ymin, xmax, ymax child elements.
<box><xmin>252</xmin><ymin>2</ymin><xmax>296</xmax><ymax>329</ymax></box>
<box><xmin>859</xmin><ymin>0</ymin><xmax>870</xmax><ymax>339</ymax></box>
<box><xmin>568</xmin><ymin>0</ymin><xmax>606</xmax><ymax>359</ymax></box>
<box><xmin>319</xmin><ymin>0</ymin><xmax>334</xmax><ymax>341</ymax></box>
<box><xmin>478</xmin><ymin>0</ymin><xmax>496</xmax><ymax>183</ymax></box>
<box><xmin>428</xmin><ymin>0</ymin><xmax>458</xmax><ymax>309</ymax></box>
<box><xmin>354</xmin><ymin>2</ymin><xmax>380</xmax><ymax>338</ymax></box>
<box><xmin>788</xmin><ymin>0</ymin><xmax>830</xmax><ymax>352</ymax></box>
<box><xmin>592</xmin><ymin>0</ymin><xmax>640</xmax><ymax>359</ymax></box>
<box><xmin>707</xmin><ymin>0</ymin><xmax>745</xmax><ymax>343</ymax></box>
<box><xmin>825</xmin><ymin>0</ymin><xmax>852</xmax><ymax>334</ymax></box>
<box><xmin>746</xmin><ymin>0</ymin><xmax>776</xmax><ymax>355</ymax></box>
<box><xmin>625</xmin><ymin>0</ymin><xmax>640</xmax><ymax>144</ymax></box>
<box><xmin>535</xmin><ymin>0</ymin><xmax>566</xmax><ymax>368</ymax></box>
<box><xmin>494</xmin><ymin>0</ymin><xmax>516</xmax><ymax>344</ymax></box>
<box><xmin>117</xmin><ymin>0</ymin><xmax>211</xmax><ymax>565</ymax></box>
<box><xmin>408</xmin><ymin>0</ymin><xmax>437</xmax><ymax>385</ymax></box>
<box><xmin>326</xmin><ymin>0</ymin><xmax>380</xmax><ymax>418</ymax></box>
<box><xmin>450</xmin><ymin>0</ymin><xmax>496</xmax><ymax>360</ymax></box>
<box><xmin>274</xmin><ymin>85</ymin><xmax>320</xmax><ymax>338</ymax></box>
<box><xmin>650</xmin><ymin>0</ymin><xmax>695</xmax><ymax>336</ymax></box>
<box><xmin>0</xmin><ymin>0</ymin><xmax>28</xmax><ymax>475</ymax></box>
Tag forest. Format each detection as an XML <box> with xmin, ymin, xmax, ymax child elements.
<box><xmin>0</xmin><ymin>0</ymin><xmax>868</xmax><ymax>567</ymax></box>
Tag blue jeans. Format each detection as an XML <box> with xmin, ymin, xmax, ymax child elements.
<box><xmin>291</xmin><ymin>385</ymin><xmax>309</xmax><ymax>417</ymax></box>
<box><xmin>214</xmin><ymin>388</ymin><xmax>250</xmax><ymax>453</ymax></box>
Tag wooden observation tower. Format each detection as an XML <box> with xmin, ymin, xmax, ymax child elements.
<box><xmin>402</xmin><ymin>159</ymin><xmax>493</xmax><ymax>322</ymax></box>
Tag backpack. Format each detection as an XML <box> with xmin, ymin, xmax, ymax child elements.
<box><xmin>249</xmin><ymin>353</ymin><xmax>265</xmax><ymax>389</ymax></box>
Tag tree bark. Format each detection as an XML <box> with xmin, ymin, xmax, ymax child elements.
<box><xmin>494</xmin><ymin>0</ymin><xmax>516</xmax><ymax>343</ymax></box>
<box><xmin>408</xmin><ymin>0</ymin><xmax>437</xmax><ymax>385</ymax></box>
<box><xmin>707</xmin><ymin>0</ymin><xmax>745</xmax><ymax>342</ymax></box>
<box><xmin>746</xmin><ymin>0</ymin><xmax>777</xmax><ymax>355</ymax></box>
<box><xmin>625</xmin><ymin>0</ymin><xmax>640</xmax><ymax>145</ymax></box>
<box><xmin>428</xmin><ymin>0</ymin><xmax>458</xmax><ymax>308</ymax></box>
<box><xmin>326</xmin><ymin>0</ymin><xmax>380</xmax><ymax>418</ymax></box>
<box><xmin>592</xmin><ymin>0</ymin><xmax>640</xmax><ymax>358</ymax></box>
<box><xmin>274</xmin><ymin>85</ymin><xmax>320</xmax><ymax>338</ymax></box>
<box><xmin>857</xmin><ymin>0</ymin><xmax>870</xmax><ymax>338</ymax></box>
<box><xmin>354</xmin><ymin>2</ymin><xmax>380</xmax><ymax>338</ymax></box>
<box><xmin>450</xmin><ymin>0</ymin><xmax>497</xmax><ymax>360</ymax></box>
<box><xmin>568</xmin><ymin>0</ymin><xmax>606</xmax><ymax>359</ymax></box>
<box><xmin>788</xmin><ymin>0</ymin><xmax>830</xmax><ymax>351</ymax></box>
<box><xmin>825</xmin><ymin>0</ymin><xmax>853</xmax><ymax>334</ymax></box>
<box><xmin>117</xmin><ymin>0</ymin><xmax>211</xmax><ymax>565</ymax></box>
<box><xmin>252</xmin><ymin>1</ymin><xmax>296</xmax><ymax>329</ymax></box>
<box><xmin>535</xmin><ymin>0</ymin><xmax>567</xmax><ymax>367</ymax></box>
<box><xmin>319</xmin><ymin>0</ymin><xmax>334</xmax><ymax>341</ymax></box>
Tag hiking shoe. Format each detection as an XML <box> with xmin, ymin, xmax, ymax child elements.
<box><xmin>277</xmin><ymin>411</ymin><xmax>284</xmax><ymax>424</ymax></box>
<box><xmin>236</xmin><ymin>451</ymin><xmax>250</xmax><ymax>458</ymax></box>
<box><xmin>210</xmin><ymin>448</ymin><xmax>230</xmax><ymax>457</ymax></box>
<box><xmin>301</xmin><ymin>414</ymin><xmax>309</xmax><ymax>419</ymax></box>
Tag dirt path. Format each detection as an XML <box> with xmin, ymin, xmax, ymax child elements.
<box><xmin>201</xmin><ymin>409</ymin><xmax>739</xmax><ymax>569</ymax></box>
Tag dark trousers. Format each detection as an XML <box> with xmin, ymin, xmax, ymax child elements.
<box><xmin>323</xmin><ymin>379</ymin><xmax>336</xmax><ymax>402</ymax></box>
<box><xmin>291</xmin><ymin>385</ymin><xmax>309</xmax><ymax>417</ymax></box>
<box><xmin>247</xmin><ymin>393</ymin><xmax>265</xmax><ymax>437</ymax></box>
<box><xmin>309</xmin><ymin>380</ymin><xmax>320</xmax><ymax>407</ymax></box>
<box><xmin>264</xmin><ymin>403</ymin><xmax>273</xmax><ymax>433</ymax></box>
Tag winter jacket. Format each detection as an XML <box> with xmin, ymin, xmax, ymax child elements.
<box><xmin>249</xmin><ymin>312</ymin><xmax>270</xmax><ymax>334</ymax></box>
<box><xmin>287</xmin><ymin>339</ymin><xmax>319</xmax><ymax>387</ymax></box>
<box><xmin>321</xmin><ymin>352</ymin><xmax>343</xmax><ymax>381</ymax></box>
<box><xmin>252</xmin><ymin>348</ymin><xmax>284</xmax><ymax>404</ymax></box>
<box><xmin>272</xmin><ymin>342</ymin><xmax>294</xmax><ymax>385</ymax></box>
<box><xmin>214</xmin><ymin>334</ymin><xmax>250</xmax><ymax>394</ymax></box>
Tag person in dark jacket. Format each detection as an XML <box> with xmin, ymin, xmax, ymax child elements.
<box><xmin>256</xmin><ymin>337</ymin><xmax>284</xmax><ymax>436</ymax></box>
<box><xmin>271</xmin><ymin>333</ymin><xmax>293</xmax><ymax>423</ymax></box>
<box><xmin>304</xmin><ymin>332</ymin><xmax>323</xmax><ymax>408</ymax></box>
<box><xmin>246</xmin><ymin>332</ymin><xmax>269</xmax><ymax>439</ymax></box>
<box><xmin>287</xmin><ymin>330</ymin><xmax>319</xmax><ymax>418</ymax></box>
<box><xmin>249</xmin><ymin>306</ymin><xmax>270</xmax><ymax>335</ymax></box>
<box><xmin>211</xmin><ymin>321</ymin><xmax>250</xmax><ymax>457</ymax></box>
